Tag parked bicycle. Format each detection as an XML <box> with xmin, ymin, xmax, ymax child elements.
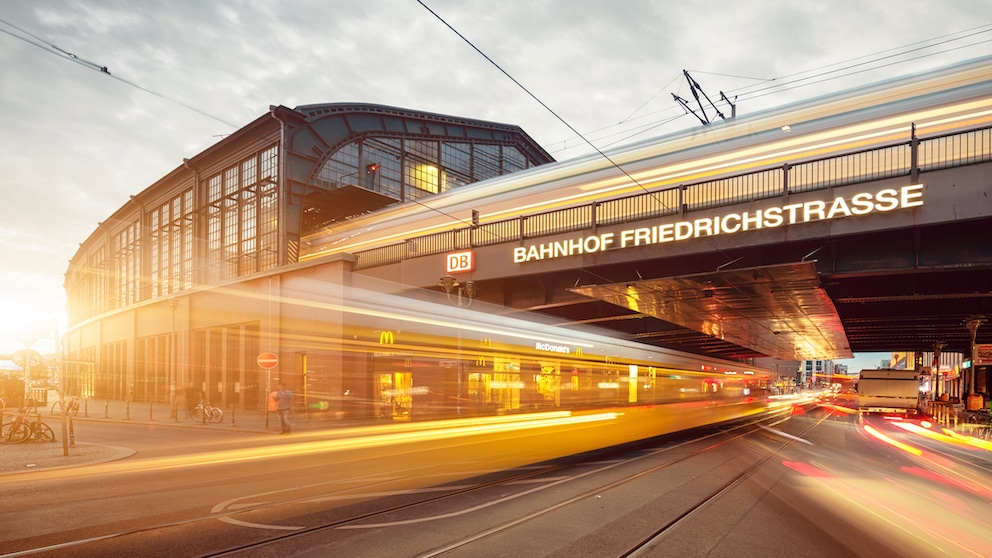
<box><xmin>973</xmin><ymin>410</ymin><xmax>992</xmax><ymax>441</ymax></box>
<box><xmin>190</xmin><ymin>399</ymin><xmax>223</xmax><ymax>424</ymax></box>
<box><xmin>50</xmin><ymin>395</ymin><xmax>81</xmax><ymax>418</ymax></box>
<box><xmin>1</xmin><ymin>408</ymin><xmax>56</xmax><ymax>444</ymax></box>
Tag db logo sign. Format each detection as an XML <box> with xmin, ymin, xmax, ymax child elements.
<box><xmin>446</xmin><ymin>251</ymin><xmax>475</xmax><ymax>273</ymax></box>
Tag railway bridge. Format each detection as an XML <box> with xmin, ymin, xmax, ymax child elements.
<box><xmin>321</xmin><ymin>112</ymin><xmax>992</xmax><ymax>365</ymax></box>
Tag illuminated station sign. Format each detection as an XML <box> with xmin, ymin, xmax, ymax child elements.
<box><xmin>514</xmin><ymin>184</ymin><xmax>924</xmax><ymax>263</ymax></box>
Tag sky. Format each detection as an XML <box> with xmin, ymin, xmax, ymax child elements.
<box><xmin>0</xmin><ymin>0</ymin><xmax>989</xmax><ymax>362</ymax></box>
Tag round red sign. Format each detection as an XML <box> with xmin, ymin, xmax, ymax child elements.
<box><xmin>256</xmin><ymin>352</ymin><xmax>279</xmax><ymax>369</ymax></box>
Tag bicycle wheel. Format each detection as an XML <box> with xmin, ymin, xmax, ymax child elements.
<box><xmin>208</xmin><ymin>408</ymin><xmax>224</xmax><ymax>423</ymax></box>
<box><xmin>33</xmin><ymin>423</ymin><xmax>56</xmax><ymax>442</ymax></box>
<box><xmin>1</xmin><ymin>421</ymin><xmax>30</xmax><ymax>444</ymax></box>
<box><xmin>191</xmin><ymin>407</ymin><xmax>205</xmax><ymax>422</ymax></box>
<box><xmin>50</xmin><ymin>400</ymin><xmax>63</xmax><ymax>416</ymax></box>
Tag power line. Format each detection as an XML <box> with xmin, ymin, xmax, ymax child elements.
<box><xmin>416</xmin><ymin>0</ymin><xmax>659</xmax><ymax>199</ymax></box>
<box><xmin>732</xmin><ymin>27</ymin><xmax>992</xmax><ymax>103</ymax></box>
<box><xmin>0</xmin><ymin>16</ymin><xmax>239</xmax><ymax>129</ymax></box>
<box><xmin>556</xmin><ymin>23</ymin><xmax>992</xmax><ymax>154</ymax></box>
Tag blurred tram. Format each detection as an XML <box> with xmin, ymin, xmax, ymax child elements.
<box><xmin>276</xmin><ymin>278</ymin><xmax>773</xmax><ymax>431</ymax></box>
<box><xmin>351</xmin><ymin>319</ymin><xmax>768</xmax><ymax>421</ymax></box>
<box><xmin>300</xmin><ymin>55</ymin><xmax>992</xmax><ymax>259</ymax></box>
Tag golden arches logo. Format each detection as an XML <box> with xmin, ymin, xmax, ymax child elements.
<box><xmin>575</xmin><ymin>347</ymin><xmax>583</xmax><ymax>357</ymax></box>
<box><xmin>379</xmin><ymin>330</ymin><xmax>395</xmax><ymax>345</ymax></box>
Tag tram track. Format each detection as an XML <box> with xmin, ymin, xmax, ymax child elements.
<box><xmin>615</xmin><ymin>418</ymin><xmax>822</xmax><ymax>558</ymax></box>
<box><xmin>413</xmin><ymin>411</ymin><xmax>824</xmax><ymax>558</ymax></box>
<box><xmin>193</xmin><ymin>407</ymin><xmax>800</xmax><ymax>557</ymax></box>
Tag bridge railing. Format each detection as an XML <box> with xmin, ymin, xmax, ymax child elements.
<box><xmin>919</xmin><ymin>125</ymin><xmax>992</xmax><ymax>171</ymax></box>
<box><xmin>789</xmin><ymin>142</ymin><xmax>912</xmax><ymax>193</ymax></box>
<box><xmin>598</xmin><ymin>187</ymin><xmax>680</xmax><ymax>224</ymax></box>
<box><xmin>354</xmin><ymin>124</ymin><xmax>992</xmax><ymax>270</ymax></box>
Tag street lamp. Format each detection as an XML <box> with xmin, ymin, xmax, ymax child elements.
<box><xmin>166</xmin><ymin>299</ymin><xmax>180</xmax><ymax>421</ymax></box>
<box><xmin>438</xmin><ymin>275</ymin><xmax>476</xmax><ymax>308</ymax></box>
<box><xmin>933</xmin><ymin>340</ymin><xmax>946</xmax><ymax>399</ymax></box>
<box><xmin>965</xmin><ymin>318</ymin><xmax>984</xmax><ymax>411</ymax></box>
<box><xmin>14</xmin><ymin>339</ymin><xmax>37</xmax><ymax>408</ymax></box>
<box><xmin>438</xmin><ymin>275</ymin><xmax>476</xmax><ymax>415</ymax></box>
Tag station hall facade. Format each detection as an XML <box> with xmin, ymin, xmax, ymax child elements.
<box><xmin>63</xmin><ymin>103</ymin><xmax>554</xmax><ymax>416</ymax></box>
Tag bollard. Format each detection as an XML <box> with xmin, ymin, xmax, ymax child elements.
<box><xmin>69</xmin><ymin>418</ymin><xmax>75</xmax><ymax>448</ymax></box>
<box><xmin>230</xmin><ymin>406</ymin><xmax>236</xmax><ymax>427</ymax></box>
<box><xmin>124</xmin><ymin>401</ymin><xmax>131</xmax><ymax>420</ymax></box>
<box><xmin>84</xmin><ymin>398</ymin><xmax>89</xmax><ymax>418</ymax></box>
<box><xmin>149</xmin><ymin>401</ymin><xmax>154</xmax><ymax>421</ymax></box>
<box><xmin>104</xmin><ymin>400</ymin><xmax>109</xmax><ymax>418</ymax></box>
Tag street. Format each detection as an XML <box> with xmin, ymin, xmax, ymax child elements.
<box><xmin>2</xmin><ymin>406</ymin><xmax>992</xmax><ymax>557</ymax></box>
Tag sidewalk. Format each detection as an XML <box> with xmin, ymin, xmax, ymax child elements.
<box><xmin>3</xmin><ymin>398</ymin><xmax>987</xmax><ymax>475</ymax></box>
<box><xmin>0</xmin><ymin>398</ymin><xmax>339</xmax><ymax>475</ymax></box>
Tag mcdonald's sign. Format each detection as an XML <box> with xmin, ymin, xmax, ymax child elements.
<box><xmin>379</xmin><ymin>330</ymin><xmax>395</xmax><ymax>344</ymax></box>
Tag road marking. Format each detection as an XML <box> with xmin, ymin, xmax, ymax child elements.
<box><xmin>758</xmin><ymin>424</ymin><xmax>814</xmax><ymax>445</ymax></box>
<box><xmin>304</xmin><ymin>485</ymin><xmax>477</xmax><ymax>503</ymax></box>
<box><xmin>218</xmin><ymin>516</ymin><xmax>303</xmax><ymax>530</ymax></box>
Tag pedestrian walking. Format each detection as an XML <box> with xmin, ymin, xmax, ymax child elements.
<box><xmin>272</xmin><ymin>382</ymin><xmax>293</xmax><ymax>434</ymax></box>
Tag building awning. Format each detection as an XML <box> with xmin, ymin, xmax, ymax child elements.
<box><xmin>569</xmin><ymin>262</ymin><xmax>853</xmax><ymax>361</ymax></box>
<box><xmin>0</xmin><ymin>359</ymin><xmax>23</xmax><ymax>371</ymax></box>
<box><xmin>302</xmin><ymin>185</ymin><xmax>399</xmax><ymax>233</ymax></box>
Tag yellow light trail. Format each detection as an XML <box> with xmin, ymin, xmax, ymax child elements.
<box><xmin>862</xmin><ymin>424</ymin><xmax>923</xmax><ymax>456</ymax></box>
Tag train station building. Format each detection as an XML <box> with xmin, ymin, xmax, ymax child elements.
<box><xmin>62</xmin><ymin>103</ymin><xmax>555</xmax><ymax>416</ymax></box>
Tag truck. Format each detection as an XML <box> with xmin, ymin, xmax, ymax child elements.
<box><xmin>855</xmin><ymin>369</ymin><xmax>923</xmax><ymax>417</ymax></box>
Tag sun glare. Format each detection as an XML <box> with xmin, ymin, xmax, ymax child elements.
<box><xmin>0</xmin><ymin>300</ymin><xmax>63</xmax><ymax>354</ymax></box>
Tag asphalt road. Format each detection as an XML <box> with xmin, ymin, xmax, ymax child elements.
<box><xmin>2</xmin><ymin>407</ymin><xmax>991</xmax><ymax>557</ymax></box>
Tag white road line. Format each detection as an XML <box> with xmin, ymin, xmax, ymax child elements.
<box><xmin>758</xmin><ymin>424</ymin><xmax>814</xmax><ymax>445</ymax></box>
<box><xmin>304</xmin><ymin>485</ymin><xmax>477</xmax><ymax>503</ymax></box>
<box><xmin>217</xmin><ymin>516</ymin><xmax>303</xmax><ymax>531</ymax></box>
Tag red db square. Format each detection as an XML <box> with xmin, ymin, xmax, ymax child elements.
<box><xmin>446</xmin><ymin>251</ymin><xmax>475</xmax><ymax>273</ymax></box>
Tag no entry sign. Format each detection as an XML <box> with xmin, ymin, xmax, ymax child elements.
<box><xmin>257</xmin><ymin>352</ymin><xmax>279</xmax><ymax>369</ymax></box>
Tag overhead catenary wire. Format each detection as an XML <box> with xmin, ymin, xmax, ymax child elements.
<box><xmin>415</xmin><ymin>0</ymin><xmax>656</xmax><ymax>202</ymax></box>
<box><xmin>550</xmin><ymin>23</ymin><xmax>992</xmax><ymax>155</ymax></box>
<box><xmin>731</xmin><ymin>30</ymin><xmax>992</xmax><ymax>103</ymax></box>
<box><xmin>730</xmin><ymin>23</ymin><xmax>992</xmax><ymax>100</ymax></box>
<box><xmin>0</xmin><ymin>16</ymin><xmax>239</xmax><ymax>130</ymax></box>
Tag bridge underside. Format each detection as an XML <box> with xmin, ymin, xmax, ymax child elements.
<box><xmin>570</xmin><ymin>262</ymin><xmax>851</xmax><ymax>362</ymax></box>
<box><xmin>483</xmin><ymin>218</ymin><xmax>992</xmax><ymax>361</ymax></box>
